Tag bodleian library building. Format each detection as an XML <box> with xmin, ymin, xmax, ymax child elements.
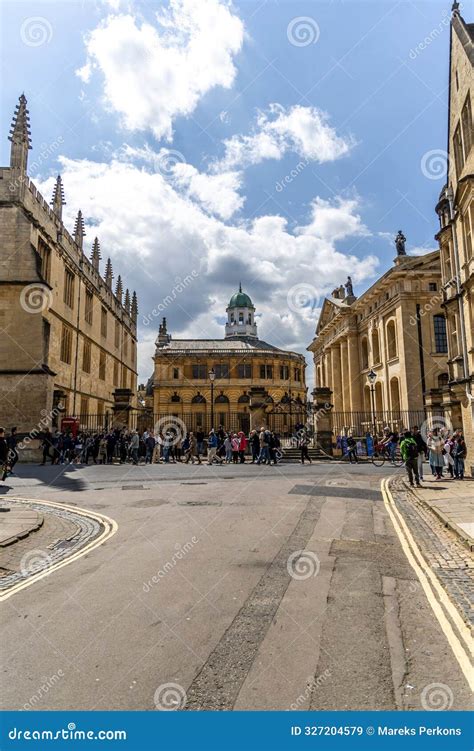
<box><xmin>0</xmin><ymin>94</ymin><xmax>138</xmax><ymax>452</ymax></box>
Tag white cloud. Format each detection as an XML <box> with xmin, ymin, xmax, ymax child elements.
<box><xmin>172</xmin><ymin>163</ymin><xmax>244</xmax><ymax>219</ymax></box>
<box><xmin>214</xmin><ymin>103</ymin><xmax>354</xmax><ymax>171</ymax></box>
<box><xmin>35</xmin><ymin>153</ymin><xmax>378</xmax><ymax>385</ymax></box>
<box><xmin>297</xmin><ymin>197</ymin><xmax>370</xmax><ymax>242</ymax></box>
<box><xmin>77</xmin><ymin>0</ymin><xmax>244</xmax><ymax>140</ymax></box>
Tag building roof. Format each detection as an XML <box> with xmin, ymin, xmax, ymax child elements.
<box><xmin>228</xmin><ymin>285</ymin><xmax>254</xmax><ymax>309</ymax></box>
<box><xmin>155</xmin><ymin>336</ymin><xmax>304</xmax><ymax>359</ymax></box>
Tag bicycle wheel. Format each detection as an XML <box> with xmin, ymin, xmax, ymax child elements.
<box><xmin>371</xmin><ymin>452</ymin><xmax>385</xmax><ymax>468</ymax></box>
<box><xmin>393</xmin><ymin>450</ymin><xmax>404</xmax><ymax>468</ymax></box>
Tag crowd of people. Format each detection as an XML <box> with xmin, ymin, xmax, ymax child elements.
<box><xmin>0</xmin><ymin>422</ymin><xmax>468</xmax><ymax>483</ymax></box>
<box><xmin>25</xmin><ymin>425</ymin><xmax>292</xmax><ymax>468</ymax></box>
<box><xmin>399</xmin><ymin>425</ymin><xmax>467</xmax><ymax>486</ymax></box>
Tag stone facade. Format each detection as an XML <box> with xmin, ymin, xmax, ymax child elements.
<box><xmin>150</xmin><ymin>289</ymin><xmax>307</xmax><ymax>433</ymax></box>
<box><xmin>434</xmin><ymin>7</ymin><xmax>474</xmax><ymax>475</ymax></box>
<box><xmin>0</xmin><ymin>95</ymin><xmax>138</xmax><ymax>434</ymax></box>
<box><xmin>308</xmin><ymin>252</ymin><xmax>449</xmax><ymax>434</ymax></box>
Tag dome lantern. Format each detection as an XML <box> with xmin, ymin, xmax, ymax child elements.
<box><xmin>225</xmin><ymin>284</ymin><xmax>258</xmax><ymax>339</ymax></box>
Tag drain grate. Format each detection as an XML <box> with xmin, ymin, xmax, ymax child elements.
<box><xmin>121</xmin><ymin>485</ymin><xmax>146</xmax><ymax>490</ymax></box>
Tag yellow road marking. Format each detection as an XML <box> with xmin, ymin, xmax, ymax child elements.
<box><xmin>381</xmin><ymin>478</ymin><xmax>473</xmax><ymax>690</ymax></box>
<box><xmin>0</xmin><ymin>496</ymin><xmax>118</xmax><ymax>602</ymax></box>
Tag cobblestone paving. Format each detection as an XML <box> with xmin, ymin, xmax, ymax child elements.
<box><xmin>389</xmin><ymin>477</ymin><xmax>474</xmax><ymax>629</ymax></box>
<box><xmin>0</xmin><ymin>499</ymin><xmax>103</xmax><ymax>591</ymax></box>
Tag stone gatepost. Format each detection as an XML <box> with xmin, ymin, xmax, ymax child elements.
<box><xmin>249</xmin><ymin>387</ymin><xmax>271</xmax><ymax>432</ymax></box>
<box><xmin>112</xmin><ymin>388</ymin><xmax>133</xmax><ymax>428</ymax></box>
<box><xmin>312</xmin><ymin>387</ymin><xmax>334</xmax><ymax>454</ymax></box>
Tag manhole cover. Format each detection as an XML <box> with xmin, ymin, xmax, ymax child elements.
<box><xmin>121</xmin><ymin>485</ymin><xmax>146</xmax><ymax>490</ymax></box>
<box><xmin>180</xmin><ymin>482</ymin><xmax>208</xmax><ymax>486</ymax></box>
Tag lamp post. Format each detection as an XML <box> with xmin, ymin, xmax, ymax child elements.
<box><xmin>209</xmin><ymin>368</ymin><xmax>215</xmax><ymax>431</ymax></box>
<box><xmin>367</xmin><ymin>369</ymin><xmax>377</xmax><ymax>438</ymax></box>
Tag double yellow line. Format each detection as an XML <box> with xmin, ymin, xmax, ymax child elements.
<box><xmin>0</xmin><ymin>497</ymin><xmax>118</xmax><ymax>602</ymax></box>
<box><xmin>381</xmin><ymin>478</ymin><xmax>473</xmax><ymax>690</ymax></box>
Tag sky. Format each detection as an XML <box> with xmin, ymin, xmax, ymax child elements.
<box><xmin>1</xmin><ymin>0</ymin><xmax>471</xmax><ymax>390</ymax></box>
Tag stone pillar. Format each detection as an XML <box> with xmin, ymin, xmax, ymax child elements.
<box><xmin>340</xmin><ymin>339</ymin><xmax>349</xmax><ymax>413</ymax></box>
<box><xmin>112</xmin><ymin>388</ymin><xmax>133</xmax><ymax>428</ymax></box>
<box><xmin>347</xmin><ymin>333</ymin><xmax>362</xmax><ymax>411</ymax></box>
<box><xmin>312</xmin><ymin>387</ymin><xmax>334</xmax><ymax>455</ymax></box>
<box><xmin>249</xmin><ymin>387</ymin><xmax>271</xmax><ymax>431</ymax></box>
<box><xmin>331</xmin><ymin>343</ymin><xmax>343</xmax><ymax>413</ymax></box>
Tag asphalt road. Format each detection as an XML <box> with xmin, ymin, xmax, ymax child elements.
<box><xmin>0</xmin><ymin>460</ymin><xmax>471</xmax><ymax>711</ymax></box>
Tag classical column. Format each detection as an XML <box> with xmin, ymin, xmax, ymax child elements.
<box><xmin>331</xmin><ymin>343</ymin><xmax>343</xmax><ymax>413</ymax></box>
<box><xmin>347</xmin><ymin>333</ymin><xmax>362</xmax><ymax>412</ymax></box>
<box><xmin>340</xmin><ymin>338</ymin><xmax>349</xmax><ymax>413</ymax></box>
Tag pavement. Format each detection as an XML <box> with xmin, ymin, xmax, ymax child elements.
<box><xmin>411</xmin><ymin>479</ymin><xmax>474</xmax><ymax>551</ymax></box>
<box><xmin>0</xmin><ymin>460</ymin><xmax>471</xmax><ymax>711</ymax></box>
<box><xmin>0</xmin><ymin>506</ymin><xmax>43</xmax><ymax>547</ymax></box>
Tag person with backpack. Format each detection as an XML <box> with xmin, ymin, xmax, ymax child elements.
<box><xmin>249</xmin><ymin>430</ymin><xmax>260</xmax><ymax>463</ymax></box>
<box><xmin>0</xmin><ymin>427</ymin><xmax>10</xmax><ymax>481</ymax></box>
<box><xmin>346</xmin><ymin>434</ymin><xmax>358</xmax><ymax>464</ymax></box>
<box><xmin>411</xmin><ymin>426</ymin><xmax>427</xmax><ymax>481</ymax></box>
<box><xmin>400</xmin><ymin>431</ymin><xmax>421</xmax><ymax>487</ymax></box>
<box><xmin>207</xmin><ymin>429</ymin><xmax>222</xmax><ymax>465</ymax></box>
<box><xmin>453</xmin><ymin>433</ymin><xmax>467</xmax><ymax>480</ymax></box>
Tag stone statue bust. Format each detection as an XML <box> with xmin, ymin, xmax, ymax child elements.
<box><xmin>395</xmin><ymin>230</ymin><xmax>406</xmax><ymax>256</ymax></box>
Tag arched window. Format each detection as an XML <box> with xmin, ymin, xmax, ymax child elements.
<box><xmin>361</xmin><ymin>337</ymin><xmax>369</xmax><ymax>369</ymax></box>
<box><xmin>215</xmin><ymin>393</ymin><xmax>229</xmax><ymax>404</ymax></box>
<box><xmin>238</xmin><ymin>393</ymin><xmax>250</xmax><ymax>403</ymax></box>
<box><xmin>386</xmin><ymin>320</ymin><xmax>397</xmax><ymax>359</ymax></box>
<box><xmin>239</xmin><ymin>312</ymin><xmax>244</xmax><ymax>323</ymax></box>
<box><xmin>191</xmin><ymin>393</ymin><xmax>206</xmax><ymax>404</ymax></box>
<box><xmin>433</xmin><ymin>314</ymin><xmax>448</xmax><ymax>353</ymax></box>
<box><xmin>170</xmin><ymin>392</ymin><xmax>181</xmax><ymax>403</ymax></box>
<box><xmin>390</xmin><ymin>377</ymin><xmax>401</xmax><ymax>413</ymax></box>
<box><xmin>372</xmin><ymin>329</ymin><xmax>380</xmax><ymax>364</ymax></box>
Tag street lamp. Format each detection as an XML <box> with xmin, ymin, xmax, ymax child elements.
<box><xmin>367</xmin><ymin>369</ymin><xmax>377</xmax><ymax>437</ymax></box>
<box><xmin>209</xmin><ymin>368</ymin><xmax>216</xmax><ymax>431</ymax></box>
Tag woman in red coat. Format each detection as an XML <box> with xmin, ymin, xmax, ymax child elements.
<box><xmin>238</xmin><ymin>431</ymin><xmax>247</xmax><ymax>463</ymax></box>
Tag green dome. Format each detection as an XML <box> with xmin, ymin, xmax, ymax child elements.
<box><xmin>229</xmin><ymin>286</ymin><xmax>253</xmax><ymax>308</ymax></box>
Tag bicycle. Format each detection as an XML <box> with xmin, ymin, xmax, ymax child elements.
<box><xmin>371</xmin><ymin>441</ymin><xmax>404</xmax><ymax>468</ymax></box>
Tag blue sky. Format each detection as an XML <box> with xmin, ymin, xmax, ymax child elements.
<box><xmin>1</xmin><ymin>0</ymin><xmax>470</xmax><ymax>385</ymax></box>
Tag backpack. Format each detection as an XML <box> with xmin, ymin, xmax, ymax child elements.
<box><xmin>405</xmin><ymin>441</ymin><xmax>418</xmax><ymax>460</ymax></box>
